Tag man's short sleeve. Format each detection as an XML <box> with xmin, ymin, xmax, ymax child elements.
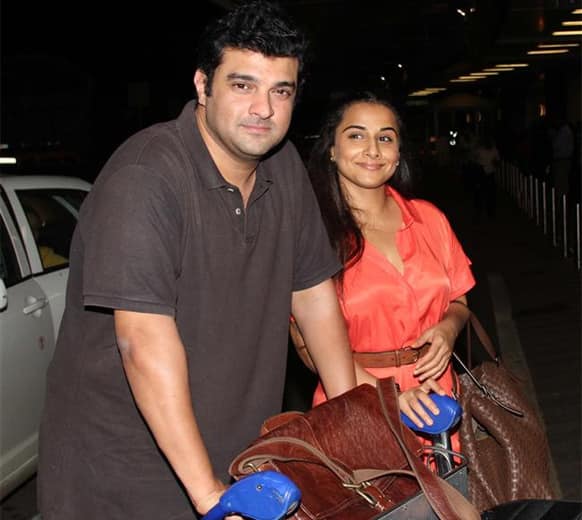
<box><xmin>289</xmin><ymin>152</ymin><xmax>341</xmax><ymax>291</ymax></box>
<box><xmin>82</xmin><ymin>166</ymin><xmax>182</xmax><ymax>316</ymax></box>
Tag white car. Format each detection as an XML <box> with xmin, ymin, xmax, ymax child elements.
<box><xmin>0</xmin><ymin>174</ymin><xmax>91</xmax><ymax>499</ymax></box>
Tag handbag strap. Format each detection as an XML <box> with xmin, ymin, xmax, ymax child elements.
<box><xmin>467</xmin><ymin>312</ymin><xmax>499</xmax><ymax>365</ymax></box>
<box><xmin>376</xmin><ymin>378</ymin><xmax>480</xmax><ymax>520</ymax></box>
<box><xmin>452</xmin><ymin>352</ymin><xmax>525</xmax><ymax>417</ymax></box>
<box><xmin>453</xmin><ymin>309</ymin><xmax>525</xmax><ymax>416</ymax></box>
<box><xmin>233</xmin><ymin>435</ymin><xmax>412</xmax><ymax>486</ymax></box>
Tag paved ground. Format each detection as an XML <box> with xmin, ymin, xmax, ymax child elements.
<box><xmin>426</xmin><ymin>166</ymin><xmax>581</xmax><ymax>502</ymax></box>
<box><xmin>2</xmin><ymin>163</ymin><xmax>580</xmax><ymax>518</ymax></box>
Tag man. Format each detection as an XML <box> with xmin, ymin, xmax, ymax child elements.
<box><xmin>38</xmin><ymin>2</ymin><xmax>356</xmax><ymax>519</ymax></box>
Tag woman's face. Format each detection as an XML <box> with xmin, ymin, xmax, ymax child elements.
<box><xmin>330</xmin><ymin>101</ymin><xmax>400</xmax><ymax>194</ymax></box>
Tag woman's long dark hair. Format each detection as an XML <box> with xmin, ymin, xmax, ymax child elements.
<box><xmin>308</xmin><ymin>91</ymin><xmax>414</xmax><ymax>277</ymax></box>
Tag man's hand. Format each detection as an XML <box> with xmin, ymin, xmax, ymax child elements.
<box><xmin>193</xmin><ymin>480</ymin><xmax>242</xmax><ymax>519</ymax></box>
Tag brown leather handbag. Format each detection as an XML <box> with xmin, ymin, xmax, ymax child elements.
<box><xmin>230</xmin><ymin>378</ymin><xmax>479</xmax><ymax>520</ymax></box>
<box><xmin>454</xmin><ymin>313</ymin><xmax>556</xmax><ymax>512</ymax></box>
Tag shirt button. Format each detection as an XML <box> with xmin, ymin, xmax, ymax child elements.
<box><xmin>226</xmin><ymin>187</ymin><xmax>235</xmax><ymax>193</ymax></box>
<box><xmin>235</xmin><ymin>208</ymin><xmax>242</xmax><ymax>215</ymax></box>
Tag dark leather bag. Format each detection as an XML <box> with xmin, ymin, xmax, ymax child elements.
<box><xmin>454</xmin><ymin>313</ymin><xmax>556</xmax><ymax>512</ymax></box>
<box><xmin>230</xmin><ymin>378</ymin><xmax>479</xmax><ymax>520</ymax></box>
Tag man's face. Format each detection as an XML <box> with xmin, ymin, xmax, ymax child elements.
<box><xmin>194</xmin><ymin>48</ymin><xmax>299</xmax><ymax>164</ymax></box>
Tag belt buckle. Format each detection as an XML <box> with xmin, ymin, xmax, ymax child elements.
<box><xmin>400</xmin><ymin>346</ymin><xmax>420</xmax><ymax>366</ymax></box>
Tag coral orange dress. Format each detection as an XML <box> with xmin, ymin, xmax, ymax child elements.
<box><xmin>313</xmin><ymin>187</ymin><xmax>475</xmax><ymax>450</ymax></box>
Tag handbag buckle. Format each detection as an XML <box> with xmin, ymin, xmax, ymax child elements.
<box><xmin>342</xmin><ymin>481</ymin><xmax>380</xmax><ymax>508</ymax></box>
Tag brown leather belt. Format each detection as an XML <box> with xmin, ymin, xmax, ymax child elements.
<box><xmin>353</xmin><ymin>344</ymin><xmax>430</xmax><ymax>368</ymax></box>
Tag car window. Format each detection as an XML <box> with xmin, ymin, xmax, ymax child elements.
<box><xmin>0</xmin><ymin>217</ymin><xmax>22</xmax><ymax>287</ymax></box>
<box><xmin>17</xmin><ymin>189</ymin><xmax>88</xmax><ymax>271</ymax></box>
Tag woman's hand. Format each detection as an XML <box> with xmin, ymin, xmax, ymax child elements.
<box><xmin>411</xmin><ymin>321</ymin><xmax>457</xmax><ymax>382</ymax></box>
<box><xmin>398</xmin><ymin>379</ymin><xmax>446</xmax><ymax>429</ymax></box>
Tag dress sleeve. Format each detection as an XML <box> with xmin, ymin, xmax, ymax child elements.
<box><xmin>81</xmin><ymin>165</ymin><xmax>182</xmax><ymax>316</ymax></box>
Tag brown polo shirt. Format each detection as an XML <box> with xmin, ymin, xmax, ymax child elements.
<box><xmin>38</xmin><ymin>100</ymin><xmax>340</xmax><ymax>519</ymax></box>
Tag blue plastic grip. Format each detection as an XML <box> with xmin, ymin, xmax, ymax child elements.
<box><xmin>201</xmin><ymin>470</ymin><xmax>301</xmax><ymax>520</ymax></box>
<box><xmin>400</xmin><ymin>393</ymin><xmax>462</xmax><ymax>435</ymax></box>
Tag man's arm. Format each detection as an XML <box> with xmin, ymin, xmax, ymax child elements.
<box><xmin>114</xmin><ymin>310</ymin><xmax>224</xmax><ymax>516</ymax></box>
<box><xmin>291</xmin><ymin>279</ymin><xmax>356</xmax><ymax>398</ymax></box>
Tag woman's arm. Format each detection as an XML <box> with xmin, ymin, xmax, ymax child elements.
<box><xmin>411</xmin><ymin>295</ymin><xmax>471</xmax><ymax>382</ymax></box>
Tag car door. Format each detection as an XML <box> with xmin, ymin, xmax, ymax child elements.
<box><xmin>0</xmin><ymin>197</ymin><xmax>55</xmax><ymax>498</ymax></box>
<box><xmin>5</xmin><ymin>181</ymin><xmax>90</xmax><ymax>338</ymax></box>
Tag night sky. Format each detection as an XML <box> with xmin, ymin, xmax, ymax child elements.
<box><xmin>2</xmin><ymin>1</ymin><xmax>230</xmax><ymax>178</ymax></box>
<box><xmin>2</xmin><ymin>1</ymin><xmax>580</xmax><ymax>180</ymax></box>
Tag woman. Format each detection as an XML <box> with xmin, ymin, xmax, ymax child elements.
<box><xmin>308</xmin><ymin>92</ymin><xmax>475</xmax><ymax>448</ymax></box>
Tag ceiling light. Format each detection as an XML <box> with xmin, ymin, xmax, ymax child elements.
<box><xmin>496</xmin><ymin>63</ymin><xmax>529</xmax><ymax>67</ymax></box>
<box><xmin>471</xmin><ymin>71</ymin><xmax>498</xmax><ymax>75</ymax></box>
<box><xmin>397</xmin><ymin>63</ymin><xmax>403</xmax><ymax>69</ymax></box>
<box><xmin>484</xmin><ymin>67</ymin><xmax>514</xmax><ymax>71</ymax></box>
<box><xmin>459</xmin><ymin>75</ymin><xmax>482</xmax><ymax>79</ymax></box>
<box><xmin>528</xmin><ymin>49</ymin><xmax>570</xmax><ymax>54</ymax></box>
<box><xmin>538</xmin><ymin>43</ymin><xmax>580</xmax><ymax>48</ymax></box>
<box><xmin>552</xmin><ymin>30</ymin><xmax>582</xmax><ymax>36</ymax></box>
<box><xmin>409</xmin><ymin>87</ymin><xmax>446</xmax><ymax>96</ymax></box>
<box><xmin>562</xmin><ymin>21</ymin><xmax>582</xmax><ymax>26</ymax></box>
<box><xmin>450</xmin><ymin>79</ymin><xmax>477</xmax><ymax>82</ymax></box>
<box><xmin>572</xmin><ymin>9</ymin><xmax>582</xmax><ymax>14</ymax></box>
<box><xmin>457</xmin><ymin>8</ymin><xmax>466</xmax><ymax>17</ymax></box>
<box><xmin>0</xmin><ymin>157</ymin><xmax>16</xmax><ymax>164</ymax></box>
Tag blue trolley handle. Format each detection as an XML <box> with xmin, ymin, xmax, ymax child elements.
<box><xmin>400</xmin><ymin>393</ymin><xmax>463</xmax><ymax>475</ymax></box>
<box><xmin>201</xmin><ymin>470</ymin><xmax>301</xmax><ymax>520</ymax></box>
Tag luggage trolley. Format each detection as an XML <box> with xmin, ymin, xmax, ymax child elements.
<box><xmin>201</xmin><ymin>395</ymin><xmax>582</xmax><ymax>520</ymax></box>
<box><xmin>202</xmin><ymin>394</ymin><xmax>466</xmax><ymax>520</ymax></box>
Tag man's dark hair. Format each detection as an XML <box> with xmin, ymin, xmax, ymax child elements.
<box><xmin>196</xmin><ymin>1</ymin><xmax>308</xmax><ymax>96</ymax></box>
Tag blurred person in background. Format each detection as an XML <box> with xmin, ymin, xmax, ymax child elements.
<box><xmin>473</xmin><ymin>133</ymin><xmax>500</xmax><ymax>222</ymax></box>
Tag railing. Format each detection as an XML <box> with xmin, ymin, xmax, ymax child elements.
<box><xmin>496</xmin><ymin>161</ymin><xmax>581</xmax><ymax>271</ymax></box>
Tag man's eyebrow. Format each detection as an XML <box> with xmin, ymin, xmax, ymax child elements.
<box><xmin>226</xmin><ymin>73</ymin><xmax>257</xmax><ymax>82</ymax></box>
<box><xmin>225</xmin><ymin>74</ymin><xmax>296</xmax><ymax>90</ymax></box>
<box><xmin>273</xmin><ymin>81</ymin><xmax>297</xmax><ymax>90</ymax></box>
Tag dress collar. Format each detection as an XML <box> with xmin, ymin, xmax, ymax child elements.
<box><xmin>385</xmin><ymin>185</ymin><xmax>423</xmax><ymax>229</ymax></box>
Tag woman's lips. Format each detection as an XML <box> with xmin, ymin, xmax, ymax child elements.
<box><xmin>356</xmin><ymin>162</ymin><xmax>385</xmax><ymax>170</ymax></box>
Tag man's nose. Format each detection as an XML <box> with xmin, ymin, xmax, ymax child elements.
<box><xmin>249</xmin><ymin>92</ymin><xmax>274</xmax><ymax>119</ymax></box>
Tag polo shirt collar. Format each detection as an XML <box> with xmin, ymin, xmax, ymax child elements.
<box><xmin>177</xmin><ymin>100</ymin><xmax>274</xmax><ymax>191</ymax></box>
<box><xmin>386</xmin><ymin>185</ymin><xmax>423</xmax><ymax>229</ymax></box>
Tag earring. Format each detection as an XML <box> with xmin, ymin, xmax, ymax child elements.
<box><xmin>330</xmin><ymin>156</ymin><xmax>335</xmax><ymax>162</ymax></box>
